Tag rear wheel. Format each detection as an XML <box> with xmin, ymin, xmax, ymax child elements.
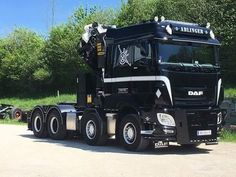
<box><xmin>32</xmin><ymin>109</ymin><xmax>48</xmax><ymax>138</ymax></box>
<box><xmin>47</xmin><ymin>110</ymin><xmax>66</xmax><ymax>140</ymax></box>
<box><xmin>82</xmin><ymin>112</ymin><xmax>106</xmax><ymax>146</ymax></box>
<box><xmin>119</xmin><ymin>114</ymin><xmax>149</xmax><ymax>151</ymax></box>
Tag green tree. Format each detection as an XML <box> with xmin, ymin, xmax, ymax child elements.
<box><xmin>0</xmin><ymin>28</ymin><xmax>46</xmax><ymax>95</ymax></box>
<box><xmin>44</xmin><ymin>7</ymin><xmax>116</xmax><ymax>92</ymax></box>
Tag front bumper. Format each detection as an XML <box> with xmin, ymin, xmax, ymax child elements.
<box><xmin>141</xmin><ymin>107</ymin><xmax>220</xmax><ymax>144</ymax></box>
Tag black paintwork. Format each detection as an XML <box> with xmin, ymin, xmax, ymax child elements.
<box><xmin>102</xmin><ymin>20</ymin><xmax>222</xmax><ymax>144</ymax></box>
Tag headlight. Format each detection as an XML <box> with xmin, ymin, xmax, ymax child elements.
<box><xmin>157</xmin><ymin>113</ymin><xmax>175</xmax><ymax>127</ymax></box>
<box><xmin>217</xmin><ymin>112</ymin><xmax>222</xmax><ymax>124</ymax></box>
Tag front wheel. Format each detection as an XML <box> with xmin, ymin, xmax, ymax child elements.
<box><xmin>119</xmin><ymin>114</ymin><xmax>149</xmax><ymax>151</ymax></box>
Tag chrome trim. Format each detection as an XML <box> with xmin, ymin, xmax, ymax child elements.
<box><xmin>123</xmin><ymin>122</ymin><xmax>137</xmax><ymax>145</ymax></box>
<box><xmin>106</xmin><ymin>113</ymin><xmax>117</xmax><ymax>135</ymax></box>
<box><xmin>86</xmin><ymin>120</ymin><xmax>96</xmax><ymax>139</ymax></box>
<box><xmin>103</xmin><ymin>76</ymin><xmax>173</xmax><ymax>105</ymax></box>
<box><xmin>217</xmin><ymin>79</ymin><xmax>222</xmax><ymax>105</ymax></box>
<box><xmin>66</xmin><ymin>112</ymin><xmax>77</xmax><ymax>131</ymax></box>
<box><xmin>50</xmin><ymin>116</ymin><xmax>59</xmax><ymax>134</ymax></box>
<box><xmin>141</xmin><ymin>130</ymin><xmax>155</xmax><ymax>135</ymax></box>
<box><xmin>34</xmin><ymin>116</ymin><xmax>42</xmax><ymax>132</ymax></box>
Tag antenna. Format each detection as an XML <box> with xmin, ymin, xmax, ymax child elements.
<box><xmin>51</xmin><ymin>0</ymin><xmax>55</xmax><ymax>28</ymax></box>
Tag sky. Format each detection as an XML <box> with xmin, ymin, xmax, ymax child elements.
<box><xmin>0</xmin><ymin>0</ymin><xmax>122</xmax><ymax>37</ymax></box>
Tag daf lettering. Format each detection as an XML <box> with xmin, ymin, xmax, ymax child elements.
<box><xmin>188</xmin><ymin>91</ymin><xmax>204</xmax><ymax>96</ymax></box>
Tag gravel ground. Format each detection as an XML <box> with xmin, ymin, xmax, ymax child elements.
<box><xmin>0</xmin><ymin>124</ymin><xmax>236</xmax><ymax>177</ymax></box>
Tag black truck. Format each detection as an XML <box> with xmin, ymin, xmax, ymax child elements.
<box><xmin>28</xmin><ymin>17</ymin><xmax>224</xmax><ymax>151</ymax></box>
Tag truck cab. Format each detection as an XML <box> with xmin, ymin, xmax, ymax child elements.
<box><xmin>100</xmin><ymin>18</ymin><xmax>223</xmax><ymax>149</ymax></box>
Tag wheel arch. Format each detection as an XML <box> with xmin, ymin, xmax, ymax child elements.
<box><xmin>31</xmin><ymin>106</ymin><xmax>45</xmax><ymax>119</ymax></box>
<box><xmin>82</xmin><ymin>108</ymin><xmax>106</xmax><ymax>122</ymax></box>
<box><xmin>45</xmin><ymin>105</ymin><xmax>76</xmax><ymax>125</ymax></box>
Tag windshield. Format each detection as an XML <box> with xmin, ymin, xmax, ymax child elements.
<box><xmin>157</xmin><ymin>41</ymin><xmax>217</xmax><ymax>65</ymax></box>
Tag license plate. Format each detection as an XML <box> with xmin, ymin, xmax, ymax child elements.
<box><xmin>197</xmin><ymin>130</ymin><xmax>212</xmax><ymax>136</ymax></box>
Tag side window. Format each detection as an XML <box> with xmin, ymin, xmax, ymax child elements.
<box><xmin>134</xmin><ymin>41</ymin><xmax>152</xmax><ymax>65</ymax></box>
<box><xmin>105</xmin><ymin>45</ymin><xmax>113</xmax><ymax>77</ymax></box>
<box><xmin>114</xmin><ymin>43</ymin><xmax>134</xmax><ymax>68</ymax></box>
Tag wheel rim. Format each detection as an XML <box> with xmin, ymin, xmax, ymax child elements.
<box><xmin>15</xmin><ymin>112</ymin><xmax>21</xmax><ymax>119</ymax></box>
<box><xmin>123</xmin><ymin>122</ymin><xmax>137</xmax><ymax>145</ymax></box>
<box><xmin>34</xmin><ymin>116</ymin><xmax>42</xmax><ymax>132</ymax></box>
<box><xmin>86</xmin><ymin>120</ymin><xmax>96</xmax><ymax>139</ymax></box>
<box><xmin>50</xmin><ymin>117</ymin><xmax>59</xmax><ymax>134</ymax></box>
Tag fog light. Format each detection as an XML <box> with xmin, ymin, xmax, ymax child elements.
<box><xmin>157</xmin><ymin>113</ymin><xmax>175</xmax><ymax>127</ymax></box>
<box><xmin>163</xmin><ymin>129</ymin><xmax>174</xmax><ymax>134</ymax></box>
<box><xmin>217</xmin><ymin>112</ymin><xmax>222</xmax><ymax>124</ymax></box>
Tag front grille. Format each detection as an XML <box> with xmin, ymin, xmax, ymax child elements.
<box><xmin>173</xmin><ymin>86</ymin><xmax>216</xmax><ymax>107</ymax></box>
<box><xmin>187</xmin><ymin>111</ymin><xmax>217</xmax><ymax>141</ymax></box>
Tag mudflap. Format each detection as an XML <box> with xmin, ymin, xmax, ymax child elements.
<box><xmin>175</xmin><ymin>109</ymin><xmax>189</xmax><ymax>144</ymax></box>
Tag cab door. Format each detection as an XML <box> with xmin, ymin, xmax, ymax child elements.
<box><xmin>111</xmin><ymin>42</ymin><xmax>134</xmax><ymax>94</ymax></box>
<box><xmin>131</xmin><ymin>40</ymin><xmax>156</xmax><ymax>107</ymax></box>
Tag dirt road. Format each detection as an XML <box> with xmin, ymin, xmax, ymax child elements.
<box><xmin>0</xmin><ymin>124</ymin><xmax>236</xmax><ymax>177</ymax></box>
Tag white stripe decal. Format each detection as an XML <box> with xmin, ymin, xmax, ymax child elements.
<box><xmin>217</xmin><ymin>79</ymin><xmax>222</xmax><ymax>105</ymax></box>
<box><xmin>104</xmin><ymin>76</ymin><xmax>173</xmax><ymax>105</ymax></box>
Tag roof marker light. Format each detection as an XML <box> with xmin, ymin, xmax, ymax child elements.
<box><xmin>166</xmin><ymin>25</ymin><xmax>172</xmax><ymax>35</ymax></box>
<box><xmin>161</xmin><ymin>16</ymin><xmax>165</xmax><ymax>22</ymax></box>
<box><xmin>206</xmin><ymin>22</ymin><xmax>210</xmax><ymax>28</ymax></box>
<box><xmin>210</xmin><ymin>30</ymin><xmax>215</xmax><ymax>39</ymax></box>
<box><xmin>154</xmin><ymin>16</ymin><xmax>159</xmax><ymax>22</ymax></box>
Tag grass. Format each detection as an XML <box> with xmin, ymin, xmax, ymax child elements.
<box><xmin>0</xmin><ymin>118</ymin><xmax>26</xmax><ymax>125</ymax></box>
<box><xmin>224</xmin><ymin>88</ymin><xmax>236</xmax><ymax>98</ymax></box>
<box><xmin>220</xmin><ymin>129</ymin><xmax>236</xmax><ymax>142</ymax></box>
<box><xmin>0</xmin><ymin>94</ymin><xmax>76</xmax><ymax>111</ymax></box>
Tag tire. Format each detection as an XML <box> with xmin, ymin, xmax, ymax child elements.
<box><xmin>119</xmin><ymin>114</ymin><xmax>149</xmax><ymax>151</ymax></box>
<box><xmin>47</xmin><ymin>110</ymin><xmax>66</xmax><ymax>140</ymax></box>
<box><xmin>10</xmin><ymin>108</ymin><xmax>23</xmax><ymax>120</ymax></box>
<box><xmin>82</xmin><ymin>112</ymin><xmax>106</xmax><ymax>146</ymax></box>
<box><xmin>32</xmin><ymin>109</ymin><xmax>48</xmax><ymax>138</ymax></box>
